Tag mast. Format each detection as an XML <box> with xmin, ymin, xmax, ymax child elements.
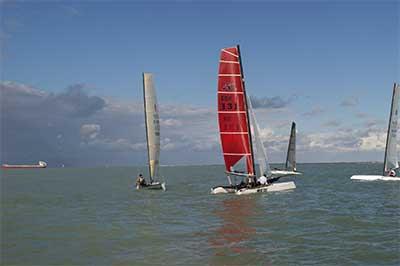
<box><xmin>383</xmin><ymin>83</ymin><xmax>397</xmax><ymax>176</ymax></box>
<box><xmin>142</xmin><ymin>73</ymin><xmax>153</xmax><ymax>183</ymax></box>
<box><xmin>237</xmin><ymin>45</ymin><xmax>256</xmax><ymax>179</ymax></box>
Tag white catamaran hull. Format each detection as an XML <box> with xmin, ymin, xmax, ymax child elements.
<box><xmin>350</xmin><ymin>175</ymin><xmax>400</xmax><ymax>181</ymax></box>
<box><xmin>211</xmin><ymin>186</ymin><xmax>237</xmax><ymax>194</ymax></box>
<box><xmin>271</xmin><ymin>170</ymin><xmax>302</xmax><ymax>176</ymax></box>
<box><xmin>211</xmin><ymin>181</ymin><xmax>296</xmax><ymax>195</ymax></box>
<box><xmin>235</xmin><ymin>181</ymin><xmax>296</xmax><ymax>195</ymax></box>
<box><xmin>136</xmin><ymin>182</ymin><xmax>166</xmax><ymax>190</ymax></box>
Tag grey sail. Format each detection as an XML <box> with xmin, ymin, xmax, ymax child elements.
<box><xmin>247</xmin><ymin>95</ymin><xmax>272</xmax><ymax>177</ymax></box>
<box><xmin>143</xmin><ymin>73</ymin><xmax>161</xmax><ymax>182</ymax></box>
<box><xmin>285</xmin><ymin>122</ymin><xmax>296</xmax><ymax>171</ymax></box>
<box><xmin>383</xmin><ymin>83</ymin><xmax>399</xmax><ymax>175</ymax></box>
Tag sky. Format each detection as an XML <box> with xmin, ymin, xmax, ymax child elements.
<box><xmin>1</xmin><ymin>0</ymin><xmax>399</xmax><ymax>167</ymax></box>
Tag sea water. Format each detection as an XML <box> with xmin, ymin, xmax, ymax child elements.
<box><xmin>1</xmin><ymin>163</ymin><xmax>399</xmax><ymax>265</ymax></box>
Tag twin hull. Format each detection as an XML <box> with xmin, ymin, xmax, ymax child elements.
<box><xmin>1</xmin><ymin>161</ymin><xmax>47</xmax><ymax>169</ymax></box>
<box><xmin>350</xmin><ymin>175</ymin><xmax>400</xmax><ymax>181</ymax></box>
<box><xmin>211</xmin><ymin>181</ymin><xmax>296</xmax><ymax>195</ymax></box>
<box><xmin>136</xmin><ymin>181</ymin><xmax>166</xmax><ymax>191</ymax></box>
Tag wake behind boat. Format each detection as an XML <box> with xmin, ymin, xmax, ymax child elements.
<box><xmin>350</xmin><ymin>83</ymin><xmax>400</xmax><ymax>181</ymax></box>
<box><xmin>136</xmin><ymin>73</ymin><xmax>166</xmax><ymax>191</ymax></box>
<box><xmin>211</xmin><ymin>45</ymin><xmax>296</xmax><ymax>195</ymax></box>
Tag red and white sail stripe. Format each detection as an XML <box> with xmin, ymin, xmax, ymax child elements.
<box><xmin>217</xmin><ymin>46</ymin><xmax>254</xmax><ymax>175</ymax></box>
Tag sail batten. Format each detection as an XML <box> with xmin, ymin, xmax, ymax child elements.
<box><xmin>217</xmin><ymin>46</ymin><xmax>255</xmax><ymax>176</ymax></box>
<box><xmin>383</xmin><ymin>83</ymin><xmax>399</xmax><ymax>175</ymax></box>
<box><xmin>143</xmin><ymin>73</ymin><xmax>161</xmax><ymax>182</ymax></box>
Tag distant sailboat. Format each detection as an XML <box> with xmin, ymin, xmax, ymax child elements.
<box><xmin>211</xmin><ymin>45</ymin><xmax>296</xmax><ymax>195</ymax></box>
<box><xmin>270</xmin><ymin>122</ymin><xmax>302</xmax><ymax>178</ymax></box>
<box><xmin>351</xmin><ymin>83</ymin><xmax>400</xmax><ymax>181</ymax></box>
<box><xmin>286</xmin><ymin>122</ymin><xmax>297</xmax><ymax>171</ymax></box>
<box><xmin>1</xmin><ymin>161</ymin><xmax>47</xmax><ymax>169</ymax></box>
<box><xmin>137</xmin><ymin>73</ymin><xmax>166</xmax><ymax>190</ymax></box>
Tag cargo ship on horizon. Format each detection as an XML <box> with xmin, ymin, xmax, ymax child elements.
<box><xmin>1</xmin><ymin>161</ymin><xmax>47</xmax><ymax>169</ymax></box>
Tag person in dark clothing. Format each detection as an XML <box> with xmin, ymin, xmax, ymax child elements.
<box><xmin>136</xmin><ymin>174</ymin><xmax>147</xmax><ymax>187</ymax></box>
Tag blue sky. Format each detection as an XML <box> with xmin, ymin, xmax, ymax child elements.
<box><xmin>1</xmin><ymin>1</ymin><xmax>399</xmax><ymax>166</ymax></box>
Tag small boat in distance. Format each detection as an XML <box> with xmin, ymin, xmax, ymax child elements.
<box><xmin>136</xmin><ymin>73</ymin><xmax>166</xmax><ymax>190</ymax></box>
<box><xmin>1</xmin><ymin>161</ymin><xmax>47</xmax><ymax>169</ymax></box>
<box><xmin>211</xmin><ymin>45</ymin><xmax>296</xmax><ymax>195</ymax></box>
<box><xmin>271</xmin><ymin>122</ymin><xmax>302</xmax><ymax>178</ymax></box>
<box><xmin>351</xmin><ymin>83</ymin><xmax>400</xmax><ymax>181</ymax></box>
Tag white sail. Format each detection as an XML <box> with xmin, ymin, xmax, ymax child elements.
<box><xmin>247</xmin><ymin>95</ymin><xmax>272</xmax><ymax>177</ymax></box>
<box><xmin>143</xmin><ymin>73</ymin><xmax>161</xmax><ymax>182</ymax></box>
<box><xmin>285</xmin><ymin>122</ymin><xmax>296</xmax><ymax>171</ymax></box>
<box><xmin>384</xmin><ymin>83</ymin><xmax>400</xmax><ymax>174</ymax></box>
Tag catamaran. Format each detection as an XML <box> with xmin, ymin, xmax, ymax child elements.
<box><xmin>351</xmin><ymin>83</ymin><xmax>400</xmax><ymax>181</ymax></box>
<box><xmin>270</xmin><ymin>122</ymin><xmax>302</xmax><ymax>178</ymax></box>
<box><xmin>1</xmin><ymin>161</ymin><xmax>47</xmax><ymax>169</ymax></box>
<box><xmin>137</xmin><ymin>73</ymin><xmax>166</xmax><ymax>190</ymax></box>
<box><xmin>211</xmin><ymin>45</ymin><xmax>297</xmax><ymax>195</ymax></box>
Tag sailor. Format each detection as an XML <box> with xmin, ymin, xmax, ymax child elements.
<box><xmin>136</xmin><ymin>174</ymin><xmax>146</xmax><ymax>187</ymax></box>
<box><xmin>247</xmin><ymin>176</ymin><xmax>254</xmax><ymax>188</ymax></box>
<box><xmin>238</xmin><ymin>180</ymin><xmax>246</xmax><ymax>189</ymax></box>
<box><xmin>389</xmin><ymin>169</ymin><xmax>396</xmax><ymax>177</ymax></box>
<box><xmin>257</xmin><ymin>174</ymin><xmax>268</xmax><ymax>186</ymax></box>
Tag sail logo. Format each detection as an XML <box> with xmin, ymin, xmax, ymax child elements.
<box><xmin>222</xmin><ymin>83</ymin><xmax>235</xmax><ymax>91</ymax></box>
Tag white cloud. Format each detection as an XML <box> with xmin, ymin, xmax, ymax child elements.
<box><xmin>160</xmin><ymin>118</ymin><xmax>182</xmax><ymax>127</ymax></box>
<box><xmin>80</xmin><ymin>124</ymin><xmax>101</xmax><ymax>140</ymax></box>
<box><xmin>359</xmin><ymin>130</ymin><xmax>386</xmax><ymax>151</ymax></box>
<box><xmin>1</xmin><ymin>81</ymin><xmax>46</xmax><ymax>97</ymax></box>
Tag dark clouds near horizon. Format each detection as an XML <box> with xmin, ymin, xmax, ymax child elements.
<box><xmin>1</xmin><ymin>82</ymin><xmax>142</xmax><ymax>166</ymax></box>
<box><xmin>0</xmin><ymin>81</ymin><xmax>222</xmax><ymax>167</ymax></box>
<box><xmin>1</xmin><ymin>81</ymin><xmax>388</xmax><ymax>167</ymax></box>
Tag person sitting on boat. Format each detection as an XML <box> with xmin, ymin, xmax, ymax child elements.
<box><xmin>136</xmin><ymin>174</ymin><xmax>147</xmax><ymax>187</ymax></box>
<box><xmin>247</xmin><ymin>176</ymin><xmax>255</xmax><ymax>188</ymax></box>
<box><xmin>257</xmin><ymin>174</ymin><xmax>268</xmax><ymax>186</ymax></box>
<box><xmin>237</xmin><ymin>180</ymin><xmax>246</xmax><ymax>189</ymax></box>
<box><xmin>388</xmin><ymin>169</ymin><xmax>396</xmax><ymax>177</ymax></box>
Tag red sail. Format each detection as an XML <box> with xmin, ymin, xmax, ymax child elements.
<box><xmin>218</xmin><ymin>46</ymin><xmax>254</xmax><ymax>175</ymax></box>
